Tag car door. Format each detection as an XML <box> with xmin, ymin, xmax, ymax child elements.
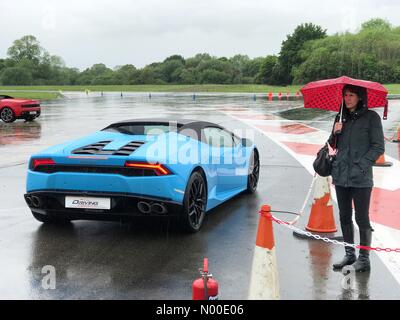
<box><xmin>202</xmin><ymin>127</ymin><xmax>237</xmax><ymax>193</ymax></box>
<box><xmin>231</xmin><ymin>133</ymin><xmax>248</xmax><ymax>186</ymax></box>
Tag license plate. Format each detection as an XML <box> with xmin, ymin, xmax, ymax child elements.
<box><xmin>65</xmin><ymin>196</ymin><xmax>111</xmax><ymax>210</ymax></box>
<box><xmin>29</xmin><ymin>111</ymin><xmax>37</xmax><ymax>115</ymax></box>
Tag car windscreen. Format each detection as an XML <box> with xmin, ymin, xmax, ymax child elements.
<box><xmin>103</xmin><ymin>123</ymin><xmax>183</xmax><ymax>135</ymax></box>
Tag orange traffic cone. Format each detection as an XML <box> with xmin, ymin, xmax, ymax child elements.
<box><xmin>373</xmin><ymin>154</ymin><xmax>393</xmax><ymax>167</ymax></box>
<box><xmin>248</xmin><ymin>205</ymin><xmax>280</xmax><ymax>300</ymax></box>
<box><xmin>268</xmin><ymin>92</ymin><xmax>273</xmax><ymax>101</ymax></box>
<box><xmin>305</xmin><ymin>175</ymin><xmax>337</xmax><ymax>233</ymax></box>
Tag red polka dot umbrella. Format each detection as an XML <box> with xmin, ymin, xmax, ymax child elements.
<box><xmin>300</xmin><ymin>76</ymin><xmax>389</xmax><ymax>119</ymax></box>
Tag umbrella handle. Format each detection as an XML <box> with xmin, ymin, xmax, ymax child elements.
<box><xmin>383</xmin><ymin>100</ymin><xmax>388</xmax><ymax>120</ymax></box>
<box><xmin>339</xmin><ymin>99</ymin><xmax>344</xmax><ymax>122</ymax></box>
<box><xmin>335</xmin><ymin>100</ymin><xmax>343</xmax><ymax>135</ymax></box>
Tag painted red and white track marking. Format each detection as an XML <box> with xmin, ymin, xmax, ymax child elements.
<box><xmin>223</xmin><ymin>108</ymin><xmax>400</xmax><ymax>285</ymax></box>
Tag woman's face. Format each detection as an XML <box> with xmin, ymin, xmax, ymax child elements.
<box><xmin>343</xmin><ymin>89</ymin><xmax>360</xmax><ymax>111</ymax></box>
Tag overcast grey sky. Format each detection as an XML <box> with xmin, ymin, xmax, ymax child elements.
<box><xmin>1</xmin><ymin>0</ymin><xmax>399</xmax><ymax>70</ymax></box>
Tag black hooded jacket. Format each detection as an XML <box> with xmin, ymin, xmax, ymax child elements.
<box><xmin>328</xmin><ymin>104</ymin><xmax>384</xmax><ymax>188</ymax></box>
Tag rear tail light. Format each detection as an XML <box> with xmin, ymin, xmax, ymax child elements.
<box><xmin>22</xmin><ymin>104</ymin><xmax>40</xmax><ymax>108</ymax></box>
<box><xmin>124</xmin><ymin>161</ymin><xmax>171</xmax><ymax>176</ymax></box>
<box><xmin>30</xmin><ymin>158</ymin><xmax>55</xmax><ymax>171</ymax></box>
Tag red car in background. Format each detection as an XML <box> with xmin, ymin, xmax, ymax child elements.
<box><xmin>0</xmin><ymin>95</ymin><xmax>41</xmax><ymax>123</ymax></box>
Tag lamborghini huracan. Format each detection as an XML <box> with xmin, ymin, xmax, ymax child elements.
<box><xmin>0</xmin><ymin>95</ymin><xmax>41</xmax><ymax>123</ymax></box>
<box><xmin>24</xmin><ymin>118</ymin><xmax>259</xmax><ymax>232</ymax></box>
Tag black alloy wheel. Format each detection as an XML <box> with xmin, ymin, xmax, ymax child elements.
<box><xmin>180</xmin><ymin>171</ymin><xmax>207</xmax><ymax>232</ymax></box>
<box><xmin>0</xmin><ymin>107</ymin><xmax>16</xmax><ymax>123</ymax></box>
<box><xmin>246</xmin><ymin>149</ymin><xmax>260</xmax><ymax>193</ymax></box>
<box><xmin>25</xmin><ymin>115</ymin><xmax>36</xmax><ymax>122</ymax></box>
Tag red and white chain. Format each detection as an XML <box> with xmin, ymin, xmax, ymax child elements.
<box><xmin>270</xmin><ymin>215</ymin><xmax>400</xmax><ymax>253</ymax></box>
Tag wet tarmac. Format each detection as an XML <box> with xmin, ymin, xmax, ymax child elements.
<box><xmin>0</xmin><ymin>92</ymin><xmax>399</xmax><ymax>299</ymax></box>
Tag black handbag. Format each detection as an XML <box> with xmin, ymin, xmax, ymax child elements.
<box><xmin>313</xmin><ymin>143</ymin><xmax>335</xmax><ymax>177</ymax></box>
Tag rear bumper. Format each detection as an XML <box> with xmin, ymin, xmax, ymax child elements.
<box><xmin>26</xmin><ymin>170</ymin><xmax>187</xmax><ymax>203</ymax></box>
<box><xmin>24</xmin><ymin>190</ymin><xmax>182</xmax><ymax>220</ymax></box>
<box><xmin>19</xmin><ymin>109</ymin><xmax>41</xmax><ymax>119</ymax></box>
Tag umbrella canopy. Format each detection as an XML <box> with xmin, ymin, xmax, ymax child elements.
<box><xmin>300</xmin><ymin>76</ymin><xmax>388</xmax><ymax>119</ymax></box>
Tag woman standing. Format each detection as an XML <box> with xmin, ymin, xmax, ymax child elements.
<box><xmin>329</xmin><ymin>84</ymin><xmax>384</xmax><ymax>272</ymax></box>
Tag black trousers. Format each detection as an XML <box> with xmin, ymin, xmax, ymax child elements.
<box><xmin>335</xmin><ymin>186</ymin><xmax>373</xmax><ymax>230</ymax></box>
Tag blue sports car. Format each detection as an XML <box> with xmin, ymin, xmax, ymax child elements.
<box><xmin>24</xmin><ymin>119</ymin><xmax>259</xmax><ymax>232</ymax></box>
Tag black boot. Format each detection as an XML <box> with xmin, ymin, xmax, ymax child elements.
<box><xmin>353</xmin><ymin>229</ymin><xmax>372</xmax><ymax>272</ymax></box>
<box><xmin>333</xmin><ymin>223</ymin><xmax>357</xmax><ymax>270</ymax></box>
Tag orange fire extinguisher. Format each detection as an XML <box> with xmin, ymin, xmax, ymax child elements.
<box><xmin>192</xmin><ymin>258</ymin><xmax>218</xmax><ymax>300</ymax></box>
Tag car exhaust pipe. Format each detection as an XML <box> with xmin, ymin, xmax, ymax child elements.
<box><xmin>151</xmin><ymin>203</ymin><xmax>167</xmax><ymax>215</ymax></box>
<box><xmin>137</xmin><ymin>201</ymin><xmax>151</xmax><ymax>214</ymax></box>
<box><xmin>25</xmin><ymin>196</ymin><xmax>33</xmax><ymax>207</ymax></box>
<box><xmin>31</xmin><ymin>196</ymin><xmax>42</xmax><ymax>208</ymax></box>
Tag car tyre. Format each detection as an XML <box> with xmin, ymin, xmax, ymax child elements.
<box><xmin>179</xmin><ymin>171</ymin><xmax>207</xmax><ymax>233</ymax></box>
<box><xmin>0</xmin><ymin>107</ymin><xmax>16</xmax><ymax>123</ymax></box>
<box><xmin>25</xmin><ymin>116</ymin><xmax>36</xmax><ymax>122</ymax></box>
<box><xmin>246</xmin><ymin>149</ymin><xmax>260</xmax><ymax>193</ymax></box>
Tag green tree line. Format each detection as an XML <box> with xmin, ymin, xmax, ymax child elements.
<box><xmin>1</xmin><ymin>18</ymin><xmax>399</xmax><ymax>86</ymax></box>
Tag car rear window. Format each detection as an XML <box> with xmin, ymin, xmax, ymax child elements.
<box><xmin>103</xmin><ymin>123</ymin><xmax>183</xmax><ymax>135</ymax></box>
<box><xmin>0</xmin><ymin>95</ymin><xmax>13</xmax><ymax>100</ymax></box>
